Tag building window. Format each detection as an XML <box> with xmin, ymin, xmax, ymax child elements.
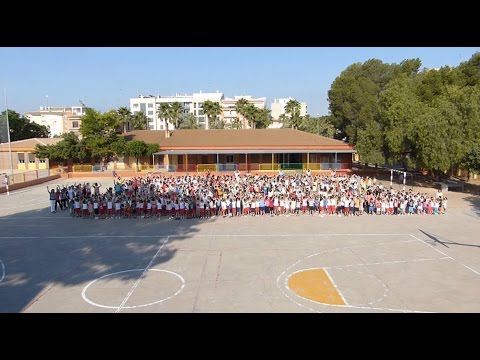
<box><xmin>149</xmin><ymin>125</ymin><xmax>154</xmax><ymax>130</ymax></box>
<box><xmin>148</xmin><ymin>110</ymin><xmax>154</xmax><ymax>115</ymax></box>
<box><xmin>198</xmin><ymin>110</ymin><xmax>204</xmax><ymax>116</ymax></box>
<box><xmin>39</xmin><ymin>159</ymin><xmax>46</xmax><ymax>163</ymax></box>
<box><xmin>72</xmin><ymin>121</ymin><xmax>79</xmax><ymax>128</ymax></box>
<box><xmin>133</xmin><ymin>103</ymin><xmax>139</xmax><ymax>108</ymax></box>
<box><xmin>226</xmin><ymin>155</ymin><xmax>234</xmax><ymax>163</ymax></box>
<box><xmin>18</xmin><ymin>153</ymin><xmax>25</xmax><ymax>163</ymax></box>
<box><xmin>29</xmin><ymin>159</ymin><xmax>36</xmax><ymax>164</ymax></box>
<box><xmin>159</xmin><ymin>125</ymin><xmax>164</xmax><ymax>130</ymax></box>
<box><xmin>148</xmin><ymin>103</ymin><xmax>153</xmax><ymax>108</ymax></box>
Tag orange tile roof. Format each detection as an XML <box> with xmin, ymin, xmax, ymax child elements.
<box><xmin>124</xmin><ymin>129</ymin><xmax>354</xmax><ymax>150</ymax></box>
<box><xmin>0</xmin><ymin>138</ymin><xmax>62</xmax><ymax>151</ymax></box>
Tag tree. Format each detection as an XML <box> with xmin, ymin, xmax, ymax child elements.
<box><xmin>157</xmin><ymin>103</ymin><xmax>172</xmax><ymax>132</ymax></box>
<box><xmin>278</xmin><ymin>114</ymin><xmax>289</xmax><ymax>128</ymax></box>
<box><xmin>243</xmin><ymin>103</ymin><xmax>258</xmax><ymax>129</ymax></box>
<box><xmin>117</xmin><ymin>107</ymin><xmax>131</xmax><ymax>133</ymax></box>
<box><xmin>463</xmin><ymin>146</ymin><xmax>480</xmax><ymax>180</ymax></box>
<box><xmin>229</xmin><ymin>117</ymin><xmax>243</xmax><ymax>130</ymax></box>
<box><xmin>146</xmin><ymin>143</ymin><xmax>159</xmax><ymax>157</ymax></box>
<box><xmin>203</xmin><ymin>100</ymin><xmax>221</xmax><ymax>130</ymax></box>
<box><xmin>33</xmin><ymin>132</ymin><xmax>89</xmax><ymax>163</ymax></box>
<box><xmin>180</xmin><ymin>113</ymin><xmax>200</xmax><ymax>129</ymax></box>
<box><xmin>246</xmin><ymin>107</ymin><xmax>272</xmax><ymax>129</ymax></box>
<box><xmin>130</xmin><ymin>111</ymin><xmax>149</xmax><ymax>130</ymax></box>
<box><xmin>170</xmin><ymin>102</ymin><xmax>183</xmax><ymax>129</ymax></box>
<box><xmin>125</xmin><ymin>140</ymin><xmax>148</xmax><ymax>167</ymax></box>
<box><xmin>301</xmin><ymin>115</ymin><xmax>336</xmax><ymax>138</ymax></box>
<box><xmin>1</xmin><ymin>110</ymin><xmax>50</xmax><ymax>142</ymax></box>
<box><xmin>80</xmin><ymin>108</ymin><xmax>120</xmax><ymax>160</ymax></box>
<box><xmin>235</xmin><ymin>98</ymin><xmax>249</xmax><ymax>128</ymax></box>
<box><xmin>284</xmin><ymin>99</ymin><xmax>302</xmax><ymax>129</ymax></box>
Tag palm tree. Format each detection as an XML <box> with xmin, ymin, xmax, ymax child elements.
<box><xmin>255</xmin><ymin>108</ymin><xmax>272</xmax><ymax>129</ymax></box>
<box><xmin>279</xmin><ymin>113</ymin><xmax>289</xmax><ymax>128</ymax></box>
<box><xmin>203</xmin><ymin>100</ymin><xmax>221</xmax><ymax>130</ymax></box>
<box><xmin>230</xmin><ymin>117</ymin><xmax>243</xmax><ymax>129</ymax></box>
<box><xmin>117</xmin><ymin>107</ymin><xmax>131</xmax><ymax>133</ymax></box>
<box><xmin>284</xmin><ymin>99</ymin><xmax>302</xmax><ymax>129</ymax></box>
<box><xmin>170</xmin><ymin>102</ymin><xmax>183</xmax><ymax>129</ymax></box>
<box><xmin>130</xmin><ymin>111</ymin><xmax>149</xmax><ymax>130</ymax></box>
<box><xmin>243</xmin><ymin>103</ymin><xmax>258</xmax><ymax>129</ymax></box>
<box><xmin>235</xmin><ymin>98</ymin><xmax>249</xmax><ymax>129</ymax></box>
<box><xmin>157</xmin><ymin>103</ymin><xmax>172</xmax><ymax>132</ymax></box>
<box><xmin>180</xmin><ymin>113</ymin><xmax>200</xmax><ymax>129</ymax></box>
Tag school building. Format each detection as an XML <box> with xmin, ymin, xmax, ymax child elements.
<box><xmin>124</xmin><ymin>129</ymin><xmax>356</xmax><ymax>173</ymax></box>
<box><xmin>0</xmin><ymin>138</ymin><xmax>62</xmax><ymax>171</ymax></box>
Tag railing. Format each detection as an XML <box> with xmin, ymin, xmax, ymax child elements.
<box><xmin>279</xmin><ymin>163</ymin><xmax>303</xmax><ymax>170</ymax></box>
<box><xmin>176</xmin><ymin>164</ymin><xmax>196</xmax><ymax>172</ymax></box>
<box><xmin>2</xmin><ymin>169</ymin><xmax>51</xmax><ymax>186</ymax></box>
<box><xmin>72</xmin><ymin>164</ymin><xmax>93</xmax><ymax>172</ymax></box>
<box><xmin>217</xmin><ymin>163</ymin><xmax>238</xmax><ymax>171</ymax></box>
<box><xmin>197</xmin><ymin>164</ymin><xmax>217</xmax><ymax>172</ymax></box>
<box><xmin>259</xmin><ymin>163</ymin><xmax>280</xmax><ymax>171</ymax></box>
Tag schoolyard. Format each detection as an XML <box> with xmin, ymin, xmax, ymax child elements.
<box><xmin>0</xmin><ymin>177</ymin><xmax>479</xmax><ymax>313</ymax></box>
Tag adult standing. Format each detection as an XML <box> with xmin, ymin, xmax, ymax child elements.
<box><xmin>47</xmin><ymin>186</ymin><xmax>56</xmax><ymax>213</ymax></box>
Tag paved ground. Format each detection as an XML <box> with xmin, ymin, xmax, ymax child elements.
<box><xmin>0</xmin><ymin>177</ymin><xmax>479</xmax><ymax>313</ymax></box>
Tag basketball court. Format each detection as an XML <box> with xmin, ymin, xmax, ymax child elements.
<box><xmin>0</xmin><ymin>177</ymin><xmax>479</xmax><ymax>313</ymax></box>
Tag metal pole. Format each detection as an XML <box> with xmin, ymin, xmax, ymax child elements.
<box><xmin>390</xmin><ymin>169</ymin><xmax>393</xmax><ymax>187</ymax></box>
<box><xmin>403</xmin><ymin>171</ymin><xmax>406</xmax><ymax>191</ymax></box>
<box><xmin>5</xmin><ymin>89</ymin><xmax>13</xmax><ymax>178</ymax></box>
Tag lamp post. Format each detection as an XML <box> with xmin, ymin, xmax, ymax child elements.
<box><xmin>46</xmin><ymin>94</ymin><xmax>49</xmax><ymax>110</ymax></box>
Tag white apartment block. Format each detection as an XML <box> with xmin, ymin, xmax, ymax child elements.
<box><xmin>130</xmin><ymin>91</ymin><xmax>224</xmax><ymax>130</ymax></box>
<box><xmin>270</xmin><ymin>98</ymin><xmax>308</xmax><ymax>128</ymax></box>
<box><xmin>24</xmin><ymin>106</ymin><xmax>86</xmax><ymax>137</ymax></box>
<box><xmin>221</xmin><ymin>95</ymin><xmax>266</xmax><ymax>128</ymax></box>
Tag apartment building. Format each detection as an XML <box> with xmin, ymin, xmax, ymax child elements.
<box><xmin>129</xmin><ymin>91</ymin><xmax>224</xmax><ymax>130</ymax></box>
<box><xmin>221</xmin><ymin>95</ymin><xmax>266</xmax><ymax>128</ymax></box>
<box><xmin>270</xmin><ymin>98</ymin><xmax>308</xmax><ymax>128</ymax></box>
<box><xmin>24</xmin><ymin>106</ymin><xmax>86</xmax><ymax>137</ymax></box>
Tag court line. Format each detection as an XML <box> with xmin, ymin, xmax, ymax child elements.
<box><xmin>277</xmin><ymin>239</ymin><xmax>436</xmax><ymax>313</ymax></box>
<box><xmin>0</xmin><ymin>233</ymin><xmax>412</xmax><ymax>239</ymax></box>
<box><xmin>82</xmin><ymin>268</ymin><xmax>185</xmax><ymax>310</ymax></box>
<box><xmin>325</xmin><ymin>256</ymin><xmax>450</xmax><ymax>269</ymax></box>
<box><xmin>324</xmin><ymin>268</ymin><xmax>349</xmax><ymax>305</ymax></box>
<box><xmin>0</xmin><ymin>260</ymin><xmax>5</xmax><ymax>283</ymax></box>
<box><xmin>409</xmin><ymin>234</ymin><xmax>480</xmax><ymax>276</ymax></box>
<box><xmin>0</xmin><ymin>200</ymin><xmax>49</xmax><ymax>210</ymax></box>
<box><xmin>286</xmin><ymin>267</ymin><xmax>391</xmax><ymax>309</ymax></box>
<box><xmin>115</xmin><ymin>236</ymin><xmax>170</xmax><ymax>313</ymax></box>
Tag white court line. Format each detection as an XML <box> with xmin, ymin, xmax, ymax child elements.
<box><xmin>0</xmin><ymin>200</ymin><xmax>48</xmax><ymax>210</ymax></box>
<box><xmin>410</xmin><ymin>234</ymin><xmax>480</xmax><ymax>276</ymax></box>
<box><xmin>0</xmin><ymin>260</ymin><xmax>5</xmax><ymax>283</ymax></box>
<box><xmin>0</xmin><ymin>233</ymin><xmax>412</xmax><ymax>239</ymax></box>
<box><xmin>287</xmin><ymin>266</ymin><xmax>389</xmax><ymax>307</ymax></box>
<box><xmin>325</xmin><ymin>256</ymin><xmax>451</xmax><ymax>269</ymax></box>
<box><xmin>277</xmin><ymin>240</ymin><xmax>428</xmax><ymax>313</ymax></box>
<box><xmin>82</xmin><ymin>268</ymin><xmax>185</xmax><ymax>310</ymax></box>
<box><xmin>115</xmin><ymin>236</ymin><xmax>170</xmax><ymax>313</ymax></box>
<box><xmin>277</xmin><ymin>239</ymin><xmax>435</xmax><ymax>313</ymax></box>
<box><xmin>324</xmin><ymin>268</ymin><xmax>349</xmax><ymax>305</ymax></box>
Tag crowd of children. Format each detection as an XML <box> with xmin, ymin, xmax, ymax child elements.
<box><xmin>49</xmin><ymin>171</ymin><xmax>448</xmax><ymax>219</ymax></box>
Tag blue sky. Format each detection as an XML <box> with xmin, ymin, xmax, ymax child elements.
<box><xmin>1</xmin><ymin>47</ymin><xmax>479</xmax><ymax>116</ymax></box>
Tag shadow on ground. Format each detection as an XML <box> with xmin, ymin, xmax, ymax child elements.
<box><xmin>0</xmin><ymin>205</ymin><xmax>216</xmax><ymax>312</ymax></box>
<box><xmin>419</xmin><ymin>229</ymin><xmax>480</xmax><ymax>249</ymax></box>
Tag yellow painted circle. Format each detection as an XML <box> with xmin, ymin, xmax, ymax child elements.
<box><xmin>288</xmin><ymin>268</ymin><xmax>346</xmax><ymax>305</ymax></box>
